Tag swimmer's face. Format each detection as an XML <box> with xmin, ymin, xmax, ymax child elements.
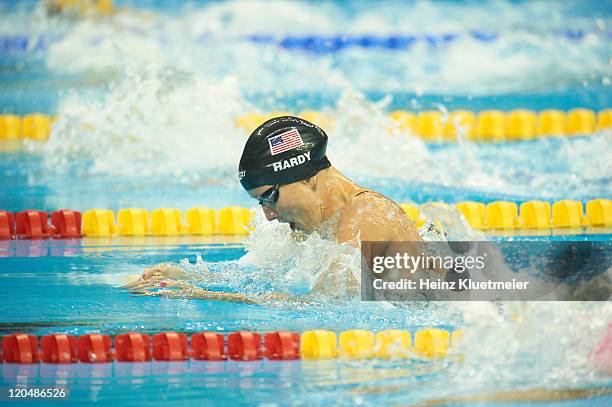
<box><xmin>248</xmin><ymin>180</ymin><xmax>322</xmax><ymax>233</ymax></box>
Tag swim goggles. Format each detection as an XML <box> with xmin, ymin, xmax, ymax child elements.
<box><xmin>258</xmin><ymin>185</ymin><xmax>280</xmax><ymax>207</ymax></box>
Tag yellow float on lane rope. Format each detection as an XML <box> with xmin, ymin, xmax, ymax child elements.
<box><xmin>475</xmin><ymin>110</ymin><xmax>506</xmax><ymax>142</ymax></box>
<box><xmin>566</xmin><ymin>108</ymin><xmax>596</xmax><ymax>135</ymax></box>
<box><xmin>519</xmin><ymin>200</ymin><xmax>551</xmax><ymax>229</ymax></box>
<box><xmin>374</xmin><ymin>329</ymin><xmax>411</xmax><ymax>359</ymax></box>
<box><xmin>455</xmin><ymin>201</ymin><xmax>485</xmax><ymax>229</ymax></box>
<box><xmin>444</xmin><ymin>110</ymin><xmax>476</xmax><ymax>141</ymax></box>
<box><xmin>22</xmin><ymin>114</ymin><xmax>51</xmax><ymax>142</ymax></box>
<box><xmin>552</xmin><ymin>200</ymin><xmax>587</xmax><ymax>228</ymax></box>
<box><xmin>218</xmin><ymin>207</ymin><xmax>252</xmax><ymax>235</ymax></box>
<box><xmin>586</xmin><ymin>199</ymin><xmax>612</xmax><ymax>227</ymax></box>
<box><xmin>339</xmin><ymin>329</ymin><xmax>375</xmax><ymax>358</ymax></box>
<box><xmin>537</xmin><ymin>109</ymin><xmax>566</xmax><ymax>136</ymax></box>
<box><xmin>82</xmin><ymin>209</ymin><xmax>116</xmax><ymax>237</ymax></box>
<box><xmin>186</xmin><ymin>208</ymin><xmax>216</xmax><ymax>235</ymax></box>
<box><xmin>151</xmin><ymin>208</ymin><xmax>187</xmax><ymax>236</ymax></box>
<box><xmin>301</xmin><ymin>330</ymin><xmax>338</xmax><ymax>359</ymax></box>
<box><xmin>507</xmin><ymin>109</ymin><xmax>537</xmax><ymax>140</ymax></box>
<box><xmin>414</xmin><ymin>328</ymin><xmax>450</xmax><ymax>358</ymax></box>
<box><xmin>117</xmin><ymin>208</ymin><xmax>149</xmax><ymax>236</ymax></box>
<box><xmin>0</xmin><ymin>115</ymin><xmax>21</xmax><ymax>140</ymax></box>
<box><xmin>485</xmin><ymin>201</ymin><xmax>518</xmax><ymax>230</ymax></box>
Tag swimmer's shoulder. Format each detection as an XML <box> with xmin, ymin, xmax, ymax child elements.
<box><xmin>351</xmin><ymin>189</ymin><xmax>405</xmax><ymax>214</ymax></box>
<box><xmin>347</xmin><ymin>188</ymin><xmax>395</xmax><ymax>216</ymax></box>
<box><xmin>344</xmin><ymin>189</ymin><xmax>421</xmax><ymax>241</ymax></box>
<box><xmin>334</xmin><ymin>189</ymin><xmax>398</xmax><ymax>244</ymax></box>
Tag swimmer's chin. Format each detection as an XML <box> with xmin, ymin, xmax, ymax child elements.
<box><xmin>290</xmin><ymin>222</ymin><xmax>311</xmax><ymax>232</ymax></box>
<box><xmin>288</xmin><ymin>222</ymin><xmax>310</xmax><ymax>234</ymax></box>
<box><xmin>280</xmin><ymin>220</ymin><xmax>308</xmax><ymax>233</ymax></box>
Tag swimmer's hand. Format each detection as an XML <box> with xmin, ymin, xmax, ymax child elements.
<box><xmin>142</xmin><ymin>263</ymin><xmax>193</xmax><ymax>280</ymax></box>
<box><xmin>124</xmin><ymin>278</ymin><xmax>192</xmax><ymax>291</ymax></box>
<box><xmin>123</xmin><ymin>263</ymin><xmax>198</xmax><ymax>290</ymax></box>
<box><xmin>125</xmin><ymin>264</ymin><xmax>310</xmax><ymax>305</ymax></box>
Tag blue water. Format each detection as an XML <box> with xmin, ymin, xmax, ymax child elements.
<box><xmin>1</xmin><ymin>241</ymin><xmax>462</xmax><ymax>406</ymax></box>
<box><xmin>1</xmin><ymin>239</ymin><xmax>612</xmax><ymax>406</ymax></box>
<box><xmin>2</xmin><ymin>1</ymin><xmax>612</xmax><ymax>115</ymax></box>
<box><xmin>0</xmin><ymin>239</ymin><xmax>610</xmax><ymax>406</ymax></box>
<box><xmin>2</xmin><ymin>362</ymin><xmax>609</xmax><ymax>406</ymax></box>
<box><xmin>1</xmin><ymin>0</ymin><xmax>612</xmax><ymax>405</ymax></box>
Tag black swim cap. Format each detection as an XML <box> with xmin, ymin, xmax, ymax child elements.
<box><xmin>239</xmin><ymin>116</ymin><xmax>331</xmax><ymax>190</ymax></box>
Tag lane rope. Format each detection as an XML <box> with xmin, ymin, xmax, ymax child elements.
<box><xmin>1</xmin><ymin>328</ymin><xmax>462</xmax><ymax>363</ymax></box>
<box><xmin>0</xmin><ymin>199</ymin><xmax>610</xmax><ymax>240</ymax></box>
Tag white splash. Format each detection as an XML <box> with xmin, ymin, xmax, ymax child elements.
<box><xmin>23</xmin><ymin>0</ymin><xmax>608</xmax><ymax>95</ymax></box>
<box><xmin>240</xmin><ymin>209</ymin><xmax>361</xmax><ymax>296</ymax></box>
<box><xmin>38</xmin><ymin>69</ymin><xmax>247</xmax><ymax>178</ymax></box>
<box><xmin>449</xmin><ymin>301</ymin><xmax>612</xmax><ymax>390</ymax></box>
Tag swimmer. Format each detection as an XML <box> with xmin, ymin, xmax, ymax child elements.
<box><xmin>129</xmin><ymin>116</ymin><xmax>433</xmax><ymax>302</ymax></box>
<box><xmin>129</xmin><ymin>118</ymin><xmax>610</xmax><ymax>302</ymax></box>
<box><xmin>240</xmin><ymin>116</ymin><xmax>424</xmax><ymax>269</ymax></box>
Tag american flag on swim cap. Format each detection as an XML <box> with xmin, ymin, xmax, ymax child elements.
<box><xmin>268</xmin><ymin>128</ymin><xmax>304</xmax><ymax>155</ymax></box>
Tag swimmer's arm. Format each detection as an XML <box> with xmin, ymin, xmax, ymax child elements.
<box><xmin>129</xmin><ymin>279</ymin><xmax>311</xmax><ymax>305</ymax></box>
<box><xmin>134</xmin><ymin>288</ymin><xmax>310</xmax><ymax>305</ymax></box>
<box><xmin>329</xmin><ymin>198</ymin><xmax>431</xmax><ymax>293</ymax></box>
<box><xmin>132</xmin><ymin>264</ymin><xmax>311</xmax><ymax>304</ymax></box>
<box><xmin>140</xmin><ymin>263</ymin><xmax>192</xmax><ymax>280</ymax></box>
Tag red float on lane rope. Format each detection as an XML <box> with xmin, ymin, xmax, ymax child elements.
<box><xmin>2</xmin><ymin>334</ymin><xmax>39</xmax><ymax>364</ymax></box>
<box><xmin>152</xmin><ymin>332</ymin><xmax>189</xmax><ymax>361</ymax></box>
<box><xmin>40</xmin><ymin>334</ymin><xmax>77</xmax><ymax>364</ymax></box>
<box><xmin>227</xmin><ymin>332</ymin><xmax>262</xmax><ymax>361</ymax></box>
<box><xmin>0</xmin><ymin>210</ymin><xmax>15</xmax><ymax>240</ymax></box>
<box><xmin>115</xmin><ymin>333</ymin><xmax>151</xmax><ymax>362</ymax></box>
<box><xmin>264</xmin><ymin>331</ymin><xmax>300</xmax><ymax>360</ymax></box>
<box><xmin>16</xmin><ymin>210</ymin><xmax>52</xmax><ymax>239</ymax></box>
<box><xmin>51</xmin><ymin>209</ymin><xmax>82</xmax><ymax>238</ymax></box>
<box><xmin>77</xmin><ymin>334</ymin><xmax>112</xmax><ymax>363</ymax></box>
<box><xmin>191</xmin><ymin>332</ymin><xmax>226</xmax><ymax>361</ymax></box>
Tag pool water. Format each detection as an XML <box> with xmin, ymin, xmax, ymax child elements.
<box><xmin>1</xmin><ymin>237</ymin><xmax>611</xmax><ymax>406</ymax></box>
<box><xmin>1</xmin><ymin>0</ymin><xmax>611</xmax><ymax>405</ymax></box>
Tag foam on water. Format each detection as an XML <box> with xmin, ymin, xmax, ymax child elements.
<box><xmin>40</xmin><ymin>68</ymin><xmax>247</xmax><ymax>178</ymax></box>
<box><xmin>32</xmin><ymin>73</ymin><xmax>612</xmax><ymax>199</ymax></box>
<box><xmin>175</xmin><ymin>209</ymin><xmax>612</xmax><ymax>388</ymax></box>
<box><xmin>3</xmin><ymin>0</ymin><xmax>602</xmax><ymax>198</ymax></box>
<box><xmin>9</xmin><ymin>0</ymin><xmax>604</xmax><ymax>95</ymax></box>
<box><xmin>239</xmin><ymin>209</ymin><xmax>361</xmax><ymax>297</ymax></box>
<box><xmin>449</xmin><ymin>301</ymin><xmax>612</xmax><ymax>391</ymax></box>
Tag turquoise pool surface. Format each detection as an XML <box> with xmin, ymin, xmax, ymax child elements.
<box><xmin>1</xmin><ymin>0</ymin><xmax>611</xmax><ymax>405</ymax></box>
<box><xmin>1</xmin><ymin>238</ymin><xmax>612</xmax><ymax>406</ymax></box>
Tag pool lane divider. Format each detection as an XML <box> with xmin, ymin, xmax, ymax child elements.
<box><xmin>0</xmin><ymin>113</ymin><xmax>55</xmax><ymax>142</ymax></box>
<box><xmin>1</xmin><ymin>199</ymin><xmax>611</xmax><ymax>240</ymax></box>
<box><xmin>1</xmin><ymin>109</ymin><xmax>611</xmax><ymax>146</ymax></box>
<box><xmin>2</xmin><ymin>29</ymin><xmax>610</xmax><ymax>54</ymax></box>
<box><xmin>236</xmin><ymin>108</ymin><xmax>612</xmax><ymax>141</ymax></box>
<box><xmin>1</xmin><ymin>329</ymin><xmax>461</xmax><ymax>364</ymax></box>
<box><xmin>0</xmin><ymin>207</ymin><xmax>253</xmax><ymax>240</ymax></box>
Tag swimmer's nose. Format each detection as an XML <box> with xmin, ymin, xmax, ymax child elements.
<box><xmin>261</xmin><ymin>205</ymin><xmax>278</xmax><ymax>221</ymax></box>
